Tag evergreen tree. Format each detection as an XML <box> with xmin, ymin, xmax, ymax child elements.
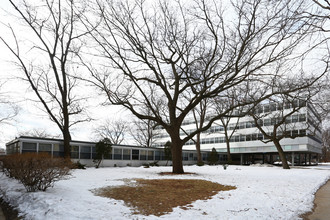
<box><xmin>94</xmin><ymin>138</ymin><xmax>112</xmax><ymax>168</ymax></box>
<box><xmin>208</xmin><ymin>148</ymin><xmax>219</xmax><ymax>165</ymax></box>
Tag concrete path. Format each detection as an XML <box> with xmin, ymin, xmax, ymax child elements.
<box><xmin>304</xmin><ymin>180</ymin><xmax>330</xmax><ymax>220</ymax></box>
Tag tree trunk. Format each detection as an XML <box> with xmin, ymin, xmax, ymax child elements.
<box><xmin>170</xmin><ymin>134</ymin><xmax>184</xmax><ymax>174</ymax></box>
<box><xmin>226</xmin><ymin>141</ymin><xmax>232</xmax><ymax>164</ymax></box>
<box><xmin>63</xmin><ymin>126</ymin><xmax>71</xmax><ymax>158</ymax></box>
<box><xmin>224</xmin><ymin>131</ymin><xmax>232</xmax><ymax>164</ymax></box>
<box><xmin>274</xmin><ymin>140</ymin><xmax>290</xmax><ymax>169</ymax></box>
<box><xmin>196</xmin><ymin>133</ymin><xmax>203</xmax><ymax>164</ymax></box>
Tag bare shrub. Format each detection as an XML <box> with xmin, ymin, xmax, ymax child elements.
<box><xmin>1</xmin><ymin>153</ymin><xmax>72</xmax><ymax>192</ymax></box>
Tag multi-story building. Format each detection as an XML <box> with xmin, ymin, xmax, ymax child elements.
<box><xmin>154</xmin><ymin>100</ymin><xmax>322</xmax><ymax>165</ymax></box>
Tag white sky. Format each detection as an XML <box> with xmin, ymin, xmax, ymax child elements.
<box><xmin>0</xmin><ymin>0</ymin><xmax>329</xmax><ymax>149</ymax></box>
<box><xmin>0</xmin><ymin>1</ymin><xmax>134</xmax><ymax>149</ymax></box>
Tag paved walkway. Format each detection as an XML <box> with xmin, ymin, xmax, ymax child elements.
<box><xmin>304</xmin><ymin>180</ymin><xmax>330</xmax><ymax>220</ymax></box>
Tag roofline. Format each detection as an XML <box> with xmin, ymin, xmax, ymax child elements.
<box><xmin>5</xmin><ymin>136</ymin><xmax>208</xmax><ymax>152</ymax></box>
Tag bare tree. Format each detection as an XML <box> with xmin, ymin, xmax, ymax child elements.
<box><xmin>130</xmin><ymin>118</ymin><xmax>158</xmax><ymax>148</ymax></box>
<box><xmin>94</xmin><ymin>119</ymin><xmax>127</xmax><ymax>144</ymax></box>
<box><xmin>248</xmin><ymin>88</ymin><xmax>321</xmax><ymax>169</ymax></box>
<box><xmin>187</xmin><ymin>99</ymin><xmax>209</xmax><ymax>165</ymax></box>
<box><xmin>18</xmin><ymin>128</ymin><xmax>60</xmax><ymax>139</ymax></box>
<box><xmin>0</xmin><ymin>81</ymin><xmax>18</xmax><ymax>126</ymax></box>
<box><xmin>82</xmin><ymin>0</ymin><xmax>325</xmax><ymax>173</ymax></box>
<box><xmin>0</xmin><ymin>0</ymin><xmax>90</xmax><ymax>157</ymax></box>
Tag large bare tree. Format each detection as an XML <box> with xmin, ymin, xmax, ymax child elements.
<box><xmin>94</xmin><ymin>119</ymin><xmax>127</xmax><ymax>144</ymax></box>
<box><xmin>0</xmin><ymin>0</ymin><xmax>90</xmax><ymax>157</ymax></box>
<box><xmin>82</xmin><ymin>0</ymin><xmax>325</xmax><ymax>173</ymax></box>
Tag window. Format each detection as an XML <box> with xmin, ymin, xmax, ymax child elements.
<box><xmin>285</xmin><ymin>116</ymin><xmax>292</xmax><ymax>124</ymax></box>
<box><xmin>71</xmin><ymin>145</ymin><xmax>79</xmax><ymax>159</ymax></box>
<box><xmin>258</xmin><ymin>133</ymin><xmax>263</xmax><ymax>140</ymax></box>
<box><xmin>147</xmin><ymin>151</ymin><xmax>154</xmax><ymax>160</ymax></box>
<box><xmin>114</xmin><ymin>148</ymin><xmax>122</xmax><ymax>160</ymax></box>
<box><xmin>264</xmin><ymin>119</ymin><xmax>271</xmax><ymax>126</ymax></box>
<box><xmin>155</xmin><ymin>151</ymin><xmax>164</xmax><ymax>160</ymax></box>
<box><xmin>271</xmin><ymin>118</ymin><xmax>276</xmax><ymax>125</ymax></box>
<box><xmin>39</xmin><ymin>143</ymin><xmax>51</xmax><ymax>152</ymax></box>
<box><xmin>132</xmin><ymin>149</ymin><xmax>139</xmax><ymax>160</ymax></box>
<box><xmin>257</xmin><ymin>105</ymin><xmax>263</xmax><ymax>113</ymax></box>
<box><xmin>140</xmin><ymin>150</ymin><xmax>147</xmax><ymax>160</ymax></box>
<box><xmin>234</xmin><ymin>136</ymin><xmax>240</xmax><ymax>142</ymax></box>
<box><xmin>292</xmin><ymin>130</ymin><xmax>299</xmax><ymax>136</ymax></box>
<box><xmin>293</xmin><ymin>100</ymin><xmax>299</xmax><ymax>108</ymax></box>
<box><xmin>53</xmin><ymin>144</ymin><xmax>64</xmax><ymax>157</ymax></box>
<box><xmin>239</xmin><ymin>122</ymin><xmax>245</xmax><ymax>129</ymax></box>
<box><xmin>182</xmin><ymin>152</ymin><xmax>188</xmax><ymax>161</ymax></box>
<box><xmin>22</xmin><ymin>142</ymin><xmax>37</xmax><ymax>152</ymax></box>
<box><xmin>264</xmin><ymin>105</ymin><xmax>270</xmax><ymax>113</ymax></box>
<box><xmin>252</xmin><ymin>134</ymin><xmax>257</xmax><ymax>141</ymax></box>
<box><xmin>240</xmin><ymin>135</ymin><xmax>245</xmax><ymax>142</ymax></box>
<box><xmin>292</xmin><ymin>115</ymin><xmax>298</xmax><ymax>123</ymax></box>
<box><xmin>246</xmin><ymin>134</ymin><xmax>251</xmax><ymax>141</ymax></box>
<box><xmin>270</xmin><ymin>103</ymin><xmax>276</xmax><ymax>111</ymax></box>
<box><xmin>299</xmin><ymin>100</ymin><xmax>306</xmax><ymax>107</ymax></box>
<box><xmin>123</xmin><ymin>149</ymin><xmax>131</xmax><ymax>160</ymax></box>
<box><xmin>284</xmin><ymin>102</ymin><xmax>291</xmax><ymax>109</ymax></box>
<box><xmin>299</xmin><ymin>130</ymin><xmax>306</xmax><ymax>136</ymax></box>
<box><xmin>220</xmin><ymin>137</ymin><xmax>225</xmax><ymax>143</ymax></box>
<box><xmin>277</xmin><ymin>103</ymin><xmax>283</xmax><ymax>111</ymax></box>
<box><xmin>246</xmin><ymin>121</ymin><xmax>252</xmax><ymax>128</ymax></box>
<box><xmin>80</xmin><ymin>146</ymin><xmax>91</xmax><ymax>159</ymax></box>
<box><xmin>299</xmin><ymin>114</ymin><xmax>306</xmax><ymax>122</ymax></box>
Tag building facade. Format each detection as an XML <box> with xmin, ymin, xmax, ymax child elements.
<box><xmin>5</xmin><ymin>136</ymin><xmax>212</xmax><ymax>167</ymax></box>
<box><xmin>154</xmin><ymin>100</ymin><xmax>322</xmax><ymax>165</ymax></box>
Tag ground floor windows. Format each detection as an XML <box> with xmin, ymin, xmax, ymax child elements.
<box><xmin>22</xmin><ymin>142</ymin><xmax>37</xmax><ymax>153</ymax></box>
<box><xmin>132</xmin><ymin>149</ymin><xmax>139</xmax><ymax>160</ymax></box>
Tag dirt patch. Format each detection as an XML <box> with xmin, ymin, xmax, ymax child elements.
<box><xmin>159</xmin><ymin>172</ymin><xmax>197</xmax><ymax>176</ymax></box>
<box><xmin>94</xmin><ymin>179</ymin><xmax>236</xmax><ymax>216</ymax></box>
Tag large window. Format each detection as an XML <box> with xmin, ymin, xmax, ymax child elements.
<box><xmin>147</xmin><ymin>151</ymin><xmax>154</xmax><ymax>160</ymax></box>
<box><xmin>123</xmin><ymin>149</ymin><xmax>131</xmax><ymax>160</ymax></box>
<box><xmin>140</xmin><ymin>150</ymin><xmax>147</xmax><ymax>160</ymax></box>
<box><xmin>132</xmin><ymin>149</ymin><xmax>139</xmax><ymax>160</ymax></box>
<box><xmin>114</xmin><ymin>148</ymin><xmax>122</xmax><ymax>160</ymax></box>
<box><xmin>80</xmin><ymin>146</ymin><xmax>91</xmax><ymax>159</ymax></box>
<box><xmin>22</xmin><ymin>142</ymin><xmax>37</xmax><ymax>153</ymax></box>
<box><xmin>71</xmin><ymin>145</ymin><xmax>79</xmax><ymax>159</ymax></box>
<box><xmin>39</xmin><ymin>143</ymin><xmax>51</xmax><ymax>153</ymax></box>
<box><xmin>53</xmin><ymin>144</ymin><xmax>64</xmax><ymax>157</ymax></box>
<box><xmin>155</xmin><ymin>151</ymin><xmax>164</xmax><ymax>160</ymax></box>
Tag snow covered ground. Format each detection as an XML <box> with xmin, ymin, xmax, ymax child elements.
<box><xmin>0</xmin><ymin>164</ymin><xmax>329</xmax><ymax>220</ymax></box>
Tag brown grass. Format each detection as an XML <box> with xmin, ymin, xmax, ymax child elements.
<box><xmin>94</xmin><ymin>179</ymin><xmax>236</xmax><ymax>216</ymax></box>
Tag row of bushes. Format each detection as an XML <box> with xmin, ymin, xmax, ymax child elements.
<box><xmin>0</xmin><ymin>153</ymin><xmax>73</xmax><ymax>192</ymax></box>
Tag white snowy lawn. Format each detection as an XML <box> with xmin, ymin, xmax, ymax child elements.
<box><xmin>0</xmin><ymin>164</ymin><xmax>329</xmax><ymax>220</ymax></box>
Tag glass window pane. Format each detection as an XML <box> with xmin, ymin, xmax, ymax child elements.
<box><xmin>39</xmin><ymin>143</ymin><xmax>51</xmax><ymax>152</ymax></box>
<box><xmin>132</xmin><ymin>149</ymin><xmax>139</xmax><ymax>160</ymax></box>
<box><xmin>22</xmin><ymin>142</ymin><xmax>37</xmax><ymax>151</ymax></box>
<box><xmin>113</xmin><ymin>148</ymin><xmax>122</xmax><ymax>160</ymax></box>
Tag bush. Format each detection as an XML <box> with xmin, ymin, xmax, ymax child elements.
<box><xmin>1</xmin><ymin>153</ymin><xmax>72</xmax><ymax>192</ymax></box>
<box><xmin>72</xmin><ymin>160</ymin><xmax>86</xmax><ymax>169</ymax></box>
<box><xmin>197</xmin><ymin>161</ymin><xmax>205</xmax><ymax>166</ymax></box>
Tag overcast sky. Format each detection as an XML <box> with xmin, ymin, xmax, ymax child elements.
<box><xmin>0</xmin><ymin>1</ymin><xmax>133</xmax><ymax>149</ymax></box>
